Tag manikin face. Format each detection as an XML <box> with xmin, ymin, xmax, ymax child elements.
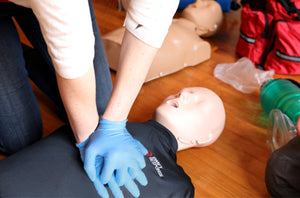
<box><xmin>181</xmin><ymin>0</ymin><xmax>223</xmax><ymax>37</ymax></box>
<box><xmin>153</xmin><ymin>87</ymin><xmax>225</xmax><ymax>151</ymax></box>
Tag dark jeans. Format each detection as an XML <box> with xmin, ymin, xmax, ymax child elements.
<box><xmin>265</xmin><ymin>135</ymin><xmax>300</xmax><ymax>197</ymax></box>
<box><xmin>0</xmin><ymin>1</ymin><xmax>112</xmax><ymax>155</ymax></box>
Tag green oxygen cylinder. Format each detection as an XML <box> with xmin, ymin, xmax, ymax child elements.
<box><xmin>260</xmin><ymin>79</ymin><xmax>300</xmax><ymax>125</ymax></box>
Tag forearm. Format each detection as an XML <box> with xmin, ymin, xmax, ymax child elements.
<box><xmin>102</xmin><ymin>0</ymin><xmax>179</xmax><ymax>121</ymax></box>
<box><xmin>56</xmin><ymin>66</ymin><xmax>99</xmax><ymax>143</ymax></box>
<box><xmin>102</xmin><ymin>30</ymin><xmax>158</xmax><ymax>121</ymax></box>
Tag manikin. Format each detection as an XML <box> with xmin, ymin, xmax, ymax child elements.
<box><xmin>181</xmin><ymin>0</ymin><xmax>224</xmax><ymax>37</ymax></box>
<box><xmin>153</xmin><ymin>87</ymin><xmax>225</xmax><ymax>150</ymax></box>
<box><xmin>0</xmin><ymin>87</ymin><xmax>226</xmax><ymax>198</ymax></box>
<box><xmin>103</xmin><ymin>0</ymin><xmax>223</xmax><ymax>82</ymax></box>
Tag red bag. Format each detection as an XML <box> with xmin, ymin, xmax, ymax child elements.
<box><xmin>267</xmin><ymin>0</ymin><xmax>300</xmax><ymax>20</ymax></box>
<box><xmin>236</xmin><ymin>0</ymin><xmax>300</xmax><ymax>75</ymax></box>
<box><xmin>236</xmin><ymin>3</ymin><xmax>274</xmax><ymax>65</ymax></box>
<box><xmin>263</xmin><ymin>20</ymin><xmax>300</xmax><ymax>74</ymax></box>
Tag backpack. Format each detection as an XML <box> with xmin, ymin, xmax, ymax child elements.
<box><xmin>236</xmin><ymin>0</ymin><xmax>300</xmax><ymax>74</ymax></box>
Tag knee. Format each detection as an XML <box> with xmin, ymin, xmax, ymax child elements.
<box><xmin>265</xmin><ymin>147</ymin><xmax>300</xmax><ymax>197</ymax></box>
<box><xmin>265</xmin><ymin>151</ymin><xmax>283</xmax><ymax>196</ymax></box>
<box><xmin>0</xmin><ymin>118</ymin><xmax>43</xmax><ymax>155</ymax></box>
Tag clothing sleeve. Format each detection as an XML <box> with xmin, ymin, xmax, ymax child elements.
<box><xmin>124</xmin><ymin>0</ymin><xmax>180</xmax><ymax>48</ymax></box>
<box><xmin>27</xmin><ymin>0</ymin><xmax>95</xmax><ymax>79</ymax></box>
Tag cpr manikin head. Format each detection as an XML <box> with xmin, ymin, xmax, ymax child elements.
<box><xmin>153</xmin><ymin>87</ymin><xmax>226</xmax><ymax>151</ymax></box>
<box><xmin>181</xmin><ymin>0</ymin><xmax>223</xmax><ymax>37</ymax></box>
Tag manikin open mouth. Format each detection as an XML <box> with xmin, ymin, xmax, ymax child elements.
<box><xmin>167</xmin><ymin>100</ymin><xmax>179</xmax><ymax>108</ymax></box>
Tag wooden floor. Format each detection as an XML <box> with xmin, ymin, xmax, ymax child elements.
<box><xmin>1</xmin><ymin>0</ymin><xmax>300</xmax><ymax>197</ymax></box>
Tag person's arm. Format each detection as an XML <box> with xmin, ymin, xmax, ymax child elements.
<box><xmin>296</xmin><ymin>115</ymin><xmax>300</xmax><ymax>135</ymax></box>
<box><xmin>56</xmin><ymin>66</ymin><xmax>99</xmax><ymax>143</ymax></box>
<box><xmin>103</xmin><ymin>0</ymin><xmax>180</xmax><ymax>121</ymax></box>
<box><xmin>102</xmin><ymin>30</ymin><xmax>158</xmax><ymax>121</ymax></box>
<box><xmin>79</xmin><ymin>30</ymin><xmax>159</xmax><ymax>198</ymax></box>
<box><xmin>82</xmin><ymin>1</ymin><xmax>180</xmax><ymax>197</ymax></box>
<box><xmin>27</xmin><ymin>0</ymin><xmax>180</xmax><ymax>197</ymax></box>
<box><xmin>28</xmin><ymin>0</ymin><xmax>98</xmax><ymax>143</ymax></box>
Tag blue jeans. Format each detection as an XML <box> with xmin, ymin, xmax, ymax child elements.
<box><xmin>0</xmin><ymin>1</ymin><xmax>113</xmax><ymax>155</ymax></box>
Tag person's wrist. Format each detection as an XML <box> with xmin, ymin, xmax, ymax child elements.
<box><xmin>102</xmin><ymin>106</ymin><xmax>129</xmax><ymax>122</ymax></box>
<box><xmin>99</xmin><ymin>118</ymin><xmax>127</xmax><ymax>130</ymax></box>
<box><xmin>75</xmin><ymin>120</ymin><xmax>100</xmax><ymax>143</ymax></box>
<box><xmin>75</xmin><ymin>135</ymin><xmax>90</xmax><ymax>149</ymax></box>
<box><xmin>102</xmin><ymin>114</ymin><xmax>127</xmax><ymax>122</ymax></box>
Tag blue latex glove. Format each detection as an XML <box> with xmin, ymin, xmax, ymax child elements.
<box><xmin>77</xmin><ymin>118</ymin><xmax>148</xmax><ymax>197</ymax></box>
<box><xmin>89</xmin><ymin>165</ymin><xmax>147</xmax><ymax>198</ymax></box>
<box><xmin>76</xmin><ymin>135</ymin><xmax>90</xmax><ymax>162</ymax></box>
<box><xmin>77</xmin><ymin>137</ymin><xmax>109</xmax><ymax>198</ymax></box>
<box><xmin>107</xmin><ymin>168</ymin><xmax>148</xmax><ymax>198</ymax></box>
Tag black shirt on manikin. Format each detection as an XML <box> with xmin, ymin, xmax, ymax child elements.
<box><xmin>0</xmin><ymin>120</ymin><xmax>194</xmax><ymax>198</ymax></box>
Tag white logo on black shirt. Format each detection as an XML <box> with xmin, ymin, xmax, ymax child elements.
<box><xmin>146</xmin><ymin>150</ymin><xmax>164</xmax><ymax>177</ymax></box>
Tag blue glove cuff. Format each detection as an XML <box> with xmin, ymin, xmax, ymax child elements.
<box><xmin>75</xmin><ymin>135</ymin><xmax>91</xmax><ymax>149</ymax></box>
<box><xmin>75</xmin><ymin>135</ymin><xmax>92</xmax><ymax>162</ymax></box>
<box><xmin>99</xmin><ymin>118</ymin><xmax>127</xmax><ymax>130</ymax></box>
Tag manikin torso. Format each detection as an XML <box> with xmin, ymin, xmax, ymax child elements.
<box><xmin>102</xmin><ymin>18</ymin><xmax>211</xmax><ymax>82</ymax></box>
<box><xmin>103</xmin><ymin>0</ymin><xmax>223</xmax><ymax>82</ymax></box>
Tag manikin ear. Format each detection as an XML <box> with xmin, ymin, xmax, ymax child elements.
<box><xmin>195</xmin><ymin>26</ymin><xmax>209</xmax><ymax>36</ymax></box>
<box><xmin>209</xmin><ymin>24</ymin><xmax>218</xmax><ymax>33</ymax></box>
<box><xmin>196</xmin><ymin>24</ymin><xmax>218</xmax><ymax>37</ymax></box>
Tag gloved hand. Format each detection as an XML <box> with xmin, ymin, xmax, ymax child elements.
<box><xmin>77</xmin><ymin>118</ymin><xmax>148</xmax><ymax>198</ymax></box>
<box><xmin>107</xmin><ymin>168</ymin><xmax>148</xmax><ymax>198</ymax></box>
<box><xmin>76</xmin><ymin>135</ymin><xmax>90</xmax><ymax>162</ymax></box>
<box><xmin>77</xmin><ymin>136</ymin><xmax>109</xmax><ymax>198</ymax></box>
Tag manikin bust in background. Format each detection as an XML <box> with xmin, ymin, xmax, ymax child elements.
<box><xmin>103</xmin><ymin>0</ymin><xmax>223</xmax><ymax>82</ymax></box>
<box><xmin>181</xmin><ymin>0</ymin><xmax>224</xmax><ymax>37</ymax></box>
<box><xmin>0</xmin><ymin>87</ymin><xmax>226</xmax><ymax>197</ymax></box>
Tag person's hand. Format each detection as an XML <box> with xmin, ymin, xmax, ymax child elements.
<box><xmin>106</xmin><ymin>168</ymin><xmax>148</xmax><ymax>198</ymax></box>
<box><xmin>77</xmin><ymin>118</ymin><xmax>148</xmax><ymax>197</ymax></box>
<box><xmin>296</xmin><ymin>115</ymin><xmax>300</xmax><ymax>136</ymax></box>
<box><xmin>77</xmin><ymin>137</ymin><xmax>108</xmax><ymax>198</ymax></box>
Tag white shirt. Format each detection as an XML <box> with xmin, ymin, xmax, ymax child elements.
<box><xmin>9</xmin><ymin>0</ymin><xmax>179</xmax><ymax>79</ymax></box>
<box><xmin>124</xmin><ymin>0</ymin><xmax>180</xmax><ymax>48</ymax></box>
